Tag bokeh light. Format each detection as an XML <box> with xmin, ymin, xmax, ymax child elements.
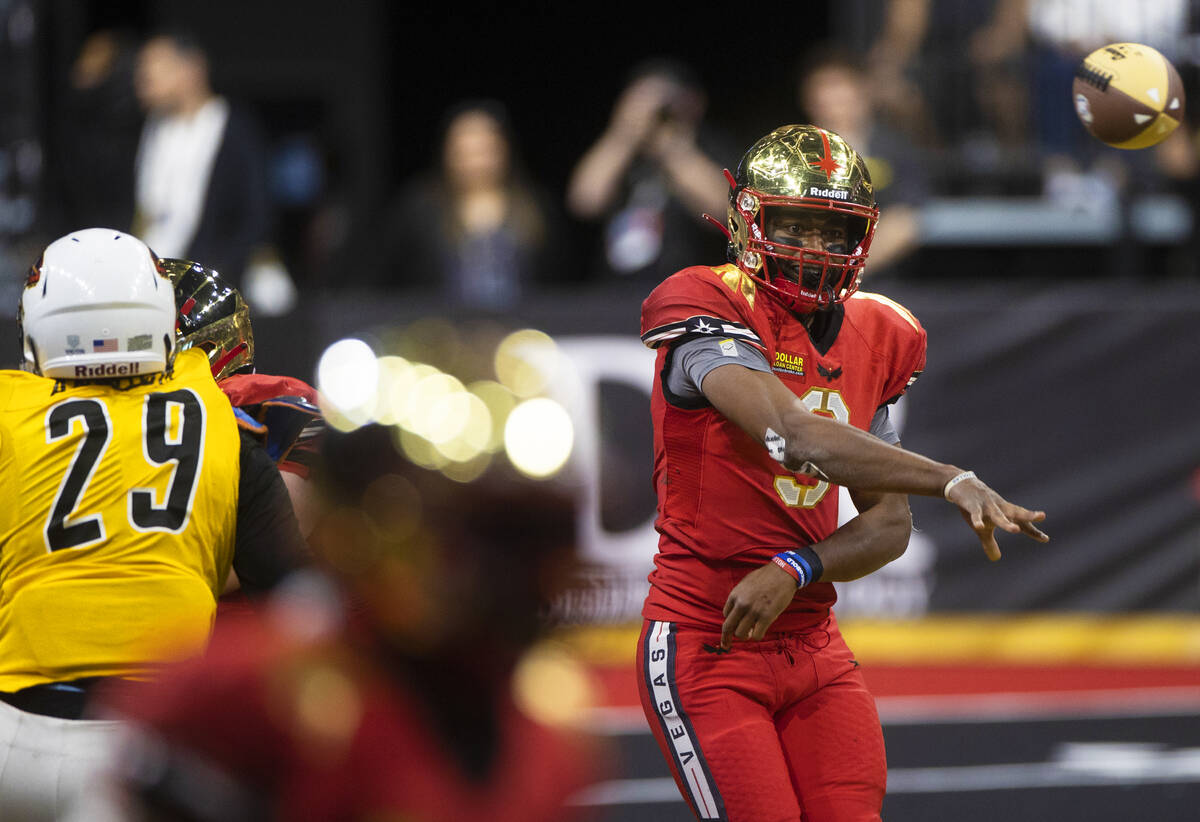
<box><xmin>439</xmin><ymin>452</ymin><xmax>493</xmax><ymax>484</ymax></box>
<box><xmin>511</xmin><ymin>641</ymin><xmax>596</xmax><ymax>729</ymax></box>
<box><xmin>431</xmin><ymin>392</ymin><xmax>492</xmax><ymax>461</ymax></box>
<box><xmin>494</xmin><ymin>328</ymin><xmax>560</xmax><ymax>398</ymax></box>
<box><xmin>403</xmin><ymin>372</ymin><xmax>466</xmax><ymax>441</ymax></box>
<box><xmin>469</xmin><ymin>380</ymin><xmax>517</xmax><ymax>452</ymax></box>
<box><xmin>372</xmin><ymin>355</ymin><xmax>418</xmax><ymax>426</ymax></box>
<box><xmin>504</xmin><ymin>397</ymin><xmax>573</xmax><ymax>478</ymax></box>
<box><xmin>316</xmin><ymin>338</ymin><xmax>379</xmax><ymax>430</ymax></box>
<box><xmin>396</xmin><ymin>427</ymin><xmax>450</xmax><ymax>470</ymax></box>
<box><xmin>315</xmin><ymin>326</ymin><xmax>576</xmax><ymax>481</ymax></box>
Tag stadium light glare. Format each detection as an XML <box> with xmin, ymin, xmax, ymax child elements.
<box><xmin>469</xmin><ymin>380</ymin><xmax>517</xmax><ymax>453</ymax></box>
<box><xmin>504</xmin><ymin>397</ymin><xmax>573</xmax><ymax>478</ymax></box>
<box><xmin>316</xmin><ymin>338</ymin><xmax>380</xmax><ymax>430</ymax></box>
<box><xmin>495</xmin><ymin>328</ymin><xmax>560</xmax><ymax>398</ymax></box>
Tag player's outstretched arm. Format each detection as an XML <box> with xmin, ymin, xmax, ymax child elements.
<box><xmin>701</xmin><ymin>363</ymin><xmax>1048</xmax><ymax>559</ymax></box>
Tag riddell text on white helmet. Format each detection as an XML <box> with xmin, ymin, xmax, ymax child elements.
<box><xmin>74</xmin><ymin>363</ymin><xmax>142</xmax><ymax>378</ymax></box>
<box><xmin>807</xmin><ymin>187</ymin><xmax>849</xmax><ymax>200</ymax></box>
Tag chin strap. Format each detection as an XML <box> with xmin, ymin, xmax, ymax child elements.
<box><xmin>702</xmin><ymin>168</ymin><xmax>740</xmax><ymax>243</ymax></box>
<box><xmin>702</xmin><ymin>213</ymin><xmax>732</xmax><ymax>241</ymax></box>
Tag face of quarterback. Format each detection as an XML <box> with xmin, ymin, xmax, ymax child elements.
<box><xmin>763</xmin><ymin>206</ymin><xmax>850</xmax><ymax>286</ymax></box>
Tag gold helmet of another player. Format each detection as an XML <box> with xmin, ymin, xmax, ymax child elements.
<box><xmin>160</xmin><ymin>258</ymin><xmax>254</xmax><ymax>381</ymax></box>
<box><xmin>727</xmin><ymin>124</ymin><xmax>877</xmax><ymax>313</ymax></box>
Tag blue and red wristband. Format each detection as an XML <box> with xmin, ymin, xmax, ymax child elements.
<box><xmin>771</xmin><ymin>547</ymin><xmax>824</xmax><ymax>588</ymax></box>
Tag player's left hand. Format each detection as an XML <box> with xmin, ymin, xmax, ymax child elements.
<box><xmin>720</xmin><ymin>562</ymin><xmax>798</xmax><ymax>650</ymax></box>
<box><xmin>946</xmin><ymin>476</ymin><xmax>1049</xmax><ymax>561</ymax></box>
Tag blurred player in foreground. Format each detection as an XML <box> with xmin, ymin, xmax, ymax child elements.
<box><xmin>164</xmin><ymin>258</ymin><xmax>323</xmax><ymax>537</ymax></box>
<box><xmin>637</xmin><ymin>125</ymin><xmax>1048</xmax><ymax>821</ymax></box>
<box><xmin>0</xmin><ymin>229</ymin><xmax>307</xmax><ymax>821</ymax></box>
<box><xmin>93</xmin><ymin>422</ymin><xmax>604</xmax><ymax>821</ymax></box>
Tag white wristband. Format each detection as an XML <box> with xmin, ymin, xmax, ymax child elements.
<box><xmin>765</xmin><ymin>427</ymin><xmax>786</xmax><ymax>463</ymax></box>
<box><xmin>942</xmin><ymin>470</ymin><xmax>977</xmax><ymax>500</ymax></box>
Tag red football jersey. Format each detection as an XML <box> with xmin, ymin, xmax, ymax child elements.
<box><xmin>639</xmin><ymin>264</ymin><xmax>926</xmax><ymax>631</ymax></box>
<box><xmin>106</xmin><ymin>611</ymin><xmax>604</xmax><ymax>822</ymax></box>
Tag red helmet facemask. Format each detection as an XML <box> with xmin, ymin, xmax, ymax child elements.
<box><xmin>730</xmin><ymin>181</ymin><xmax>877</xmax><ymax>314</ymax></box>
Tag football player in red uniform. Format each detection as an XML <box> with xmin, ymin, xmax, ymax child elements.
<box><xmin>95</xmin><ymin>423</ymin><xmax>605</xmax><ymax>822</ymax></box>
<box><xmin>636</xmin><ymin>125</ymin><xmax>1048</xmax><ymax>822</ymax></box>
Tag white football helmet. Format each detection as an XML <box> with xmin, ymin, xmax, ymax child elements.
<box><xmin>19</xmin><ymin>228</ymin><xmax>176</xmax><ymax>379</ymax></box>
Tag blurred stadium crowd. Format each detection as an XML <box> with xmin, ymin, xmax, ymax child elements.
<box><xmin>2</xmin><ymin>0</ymin><xmax>1200</xmax><ymax>323</ymax></box>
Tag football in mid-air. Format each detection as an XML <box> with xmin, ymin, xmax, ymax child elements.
<box><xmin>1072</xmin><ymin>42</ymin><xmax>1185</xmax><ymax>149</ymax></box>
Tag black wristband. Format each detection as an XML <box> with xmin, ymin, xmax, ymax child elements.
<box><xmin>794</xmin><ymin>546</ymin><xmax>824</xmax><ymax>584</ymax></box>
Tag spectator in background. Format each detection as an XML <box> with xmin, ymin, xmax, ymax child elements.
<box><xmin>829</xmin><ymin>3</ymin><xmax>1017</xmax><ymax>150</ymax></box>
<box><xmin>830</xmin><ymin>1</ymin><xmax>1037</xmax><ymax>193</ymax></box>
<box><xmin>132</xmin><ymin>29</ymin><xmax>270</xmax><ymax>289</ymax></box>
<box><xmin>89</xmin><ymin>422</ymin><xmax>605</xmax><ymax>822</ymax></box>
<box><xmin>566</xmin><ymin>59</ymin><xmax>734</xmax><ymax>288</ymax></box>
<box><xmin>53</xmin><ymin>29</ymin><xmax>142</xmax><ymax>233</ymax></box>
<box><xmin>382</xmin><ymin>101</ymin><xmax>564</xmax><ymax>310</ymax></box>
<box><xmin>798</xmin><ymin>48</ymin><xmax>931</xmax><ymax>276</ymax></box>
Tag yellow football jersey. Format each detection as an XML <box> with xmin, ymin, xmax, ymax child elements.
<box><xmin>0</xmin><ymin>349</ymin><xmax>240</xmax><ymax>690</ymax></box>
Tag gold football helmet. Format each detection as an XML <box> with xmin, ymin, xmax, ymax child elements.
<box><xmin>160</xmin><ymin>258</ymin><xmax>254</xmax><ymax>381</ymax></box>
<box><xmin>727</xmin><ymin>124</ymin><xmax>877</xmax><ymax>313</ymax></box>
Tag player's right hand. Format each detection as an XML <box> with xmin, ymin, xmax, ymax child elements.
<box><xmin>945</xmin><ymin>476</ymin><xmax>1049</xmax><ymax>561</ymax></box>
<box><xmin>720</xmin><ymin>562</ymin><xmax>798</xmax><ymax>650</ymax></box>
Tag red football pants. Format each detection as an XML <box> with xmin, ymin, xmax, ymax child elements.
<box><xmin>636</xmin><ymin>617</ymin><xmax>886</xmax><ymax>822</ymax></box>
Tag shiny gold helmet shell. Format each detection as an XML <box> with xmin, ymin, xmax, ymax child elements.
<box><xmin>727</xmin><ymin>124</ymin><xmax>878</xmax><ymax>312</ymax></box>
<box><xmin>160</xmin><ymin>258</ymin><xmax>254</xmax><ymax>381</ymax></box>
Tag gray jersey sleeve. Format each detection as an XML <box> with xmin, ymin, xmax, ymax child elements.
<box><xmin>665</xmin><ymin>336</ymin><xmax>772</xmax><ymax>402</ymax></box>
<box><xmin>870</xmin><ymin>404</ymin><xmax>900</xmax><ymax>444</ymax></box>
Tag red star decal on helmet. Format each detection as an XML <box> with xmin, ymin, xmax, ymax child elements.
<box><xmin>808</xmin><ymin>129</ymin><xmax>841</xmax><ymax>180</ymax></box>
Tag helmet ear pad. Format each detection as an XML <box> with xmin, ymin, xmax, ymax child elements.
<box><xmin>725</xmin><ymin>197</ymin><xmax>763</xmax><ymax>274</ymax></box>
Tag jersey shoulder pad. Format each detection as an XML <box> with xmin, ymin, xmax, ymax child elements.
<box><xmin>847</xmin><ymin>291</ymin><xmax>926</xmax><ymax>402</ymax></box>
<box><xmin>847</xmin><ymin>291</ymin><xmax>923</xmax><ymax>337</ymax></box>
<box><xmin>259</xmin><ymin>397</ymin><xmax>324</xmax><ymax>465</ymax></box>
<box><xmin>641</xmin><ymin>264</ymin><xmax>764</xmax><ymax>350</ymax></box>
<box><xmin>0</xmin><ymin>369</ymin><xmax>50</xmax><ymax>409</ymax></box>
<box><xmin>220</xmin><ymin>372</ymin><xmax>320</xmax><ymax>408</ymax></box>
